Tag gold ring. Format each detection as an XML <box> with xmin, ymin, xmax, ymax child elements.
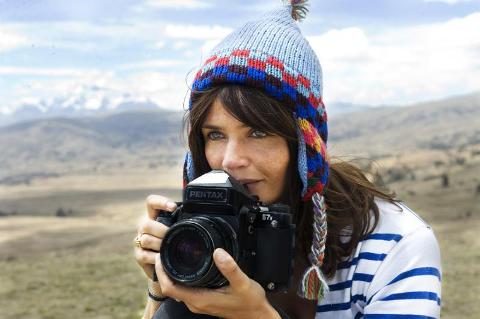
<box><xmin>134</xmin><ymin>235</ymin><xmax>142</xmax><ymax>248</ymax></box>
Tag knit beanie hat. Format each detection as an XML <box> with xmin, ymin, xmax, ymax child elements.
<box><xmin>183</xmin><ymin>0</ymin><xmax>329</xmax><ymax>300</ymax></box>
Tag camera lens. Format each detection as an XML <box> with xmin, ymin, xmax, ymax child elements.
<box><xmin>174</xmin><ymin>232</ymin><xmax>207</xmax><ymax>269</ymax></box>
<box><xmin>160</xmin><ymin>216</ymin><xmax>237</xmax><ymax>288</ymax></box>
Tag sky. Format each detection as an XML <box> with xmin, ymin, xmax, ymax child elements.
<box><xmin>0</xmin><ymin>0</ymin><xmax>479</xmax><ymax>115</ymax></box>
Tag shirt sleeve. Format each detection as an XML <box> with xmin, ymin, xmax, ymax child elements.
<box><xmin>362</xmin><ymin>226</ymin><xmax>442</xmax><ymax>319</ymax></box>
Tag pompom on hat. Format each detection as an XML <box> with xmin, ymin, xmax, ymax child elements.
<box><xmin>183</xmin><ymin>0</ymin><xmax>329</xmax><ymax>300</ymax></box>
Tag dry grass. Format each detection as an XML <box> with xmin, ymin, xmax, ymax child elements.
<box><xmin>0</xmin><ymin>159</ymin><xmax>479</xmax><ymax>318</ymax></box>
<box><xmin>0</xmin><ymin>168</ymin><xmax>183</xmax><ymax>319</ymax></box>
<box><xmin>390</xmin><ymin>155</ymin><xmax>480</xmax><ymax>319</ymax></box>
<box><xmin>0</xmin><ymin>229</ymin><xmax>146</xmax><ymax>319</ymax></box>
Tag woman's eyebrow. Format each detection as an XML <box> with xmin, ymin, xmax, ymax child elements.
<box><xmin>201</xmin><ymin>124</ymin><xmax>222</xmax><ymax>130</ymax></box>
<box><xmin>202</xmin><ymin>123</ymin><xmax>250</xmax><ymax>130</ymax></box>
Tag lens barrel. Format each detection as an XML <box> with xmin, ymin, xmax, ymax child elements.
<box><xmin>160</xmin><ymin>216</ymin><xmax>237</xmax><ymax>288</ymax></box>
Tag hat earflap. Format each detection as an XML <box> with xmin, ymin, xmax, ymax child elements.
<box><xmin>297</xmin><ymin>192</ymin><xmax>329</xmax><ymax>300</ymax></box>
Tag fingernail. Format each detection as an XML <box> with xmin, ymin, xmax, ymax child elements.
<box><xmin>166</xmin><ymin>202</ymin><xmax>176</xmax><ymax>211</ymax></box>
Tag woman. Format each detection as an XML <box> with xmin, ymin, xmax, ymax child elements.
<box><xmin>134</xmin><ymin>2</ymin><xmax>441</xmax><ymax>319</ymax></box>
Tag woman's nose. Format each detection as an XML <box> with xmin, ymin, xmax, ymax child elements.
<box><xmin>221</xmin><ymin>139</ymin><xmax>249</xmax><ymax>171</ymax></box>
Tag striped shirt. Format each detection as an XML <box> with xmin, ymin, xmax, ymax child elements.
<box><xmin>316</xmin><ymin>199</ymin><xmax>442</xmax><ymax>319</ymax></box>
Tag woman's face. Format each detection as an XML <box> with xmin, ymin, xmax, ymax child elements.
<box><xmin>201</xmin><ymin>99</ymin><xmax>290</xmax><ymax>204</ymax></box>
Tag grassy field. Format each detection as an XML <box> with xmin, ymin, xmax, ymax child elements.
<box><xmin>0</xmin><ymin>229</ymin><xmax>145</xmax><ymax>319</ymax></box>
<box><xmin>0</xmin><ymin>159</ymin><xmax>479</xmax><ymax>318</ymax></box>
<box><xmin>0</xmin><ymin>171</ymin><xmax>182</xmax><ymax>319</ymax></box>
<box><xmin>396</xmin><ymin>197</ymin><xmax>480</xmax><ymax>318</ymax></box>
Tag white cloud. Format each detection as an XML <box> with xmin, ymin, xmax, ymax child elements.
<box><xmin>161</xmin><ymin>24</ymin><xmax>232</xmax><ymax>59</ymax></box>
<box><xmin>1</xmin><ymin>21</ymin><xmax>171</xmax><ymax>53</ymax></box>
<box><xmin>307</xmin><ymin>12</ymin><xmax>480</xmax><ymax>105</ymax></box>
<box><xmin>4</xmin><ymin>6</ymin><xmax>478</xmax><ymax>114</ymax></box>
<box><xmin>0</xmin><ymin>66</ymin><xmax>96</xmax><ymax>77</ymax></box>
<box><xmin>164</xmin><ymin>24</ymin><xmax>233</xmax><ymax>40</ymax></box>
<box><xmin>308</xmin><ymin>27</ymin><xmax>369</xmax><ymax>61</ymax></box>
<box><xmin>3</xmin><ymin>69</ymin><xmax>190</xmax><ymax>114</ymax></box>
<box><xmin>423</xmin><ymin>0</ymin><xmax>476</xmax><ymax>4</ymax></box>
<box><xmin>7</xmin><ymin>21</ymin><xmax>230</xmax><ymax>55</ymax></box>
<box><xmin>119</xmin><ymin>59</ymin><xmax>185</xmax><ymax>70</ymax></box>
<box><xmin>127</xmin><ymin>71</ymin><xmax>191</xmax><ymax>109</ymax></box>
<box><xmin>0</xmin><ymin>26</ymin><xmax>29</xmax><ymax>52</ymax></box>
<box><xmin>144</xmin><ymin>0</ymin><xmax>211</xmax><ymax>9</ymax></box>
<box><xmin>173</xmin><ymin>41</ymin><xmax>189</xmax><ymax>50</ymax></box>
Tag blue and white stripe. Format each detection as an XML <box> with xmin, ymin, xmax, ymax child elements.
<box><xmin>316</xmin><ymin>200</ymin><xmax>442</xmax><ymax>319</ymax></box>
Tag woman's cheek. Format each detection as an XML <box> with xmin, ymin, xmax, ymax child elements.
<box><xmin>255</xmin><ymin>139</ymin><xmax>287</xmax><ymax>161</ymax></box>
<box><xmin>205</xmin><ymin>143</ymin><xmax>223</xmax><ymax>168</ymax></box>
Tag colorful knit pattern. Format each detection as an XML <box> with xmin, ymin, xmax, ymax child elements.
<box><xmin>191</xmin><ymin>47</ymin><xmax>329</xmax><ymax>199</ymax></box>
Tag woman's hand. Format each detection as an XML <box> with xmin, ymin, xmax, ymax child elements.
<box><xmin>134</xmin><ymin>195</ymin><xmax>177</xmax><ymax>280</ymax></box>
<box><xmin>155</xmin><ymin>248</ymin><xmax>281</xmax><ymax>319</ymax></box>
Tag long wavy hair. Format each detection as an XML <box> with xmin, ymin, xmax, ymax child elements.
<box><xmin>184</xmin><ymin>85</ymin><xmax>398</xmax><ymax>277</ymax></box>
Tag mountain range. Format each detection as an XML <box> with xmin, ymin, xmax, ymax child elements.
<box><xmin>329</xmin><ymin>91</ymin><xmax>480</xmax><ymax>155</ymax></box>
<box><xmin>0</xmin><ymin>89</ymin><xmax>371</xmax><ymax>128</ymax></box>
<box><xmin>0</xmin><ymin>96</ymin><xmax>162</xmax><ymax>128</ymax></box>
<box><xmin>1</xmin><ymin>91</ymin><xmax>479</xmax><ymax>185</ymax></box>
<box><xmin>0</xmin><ymin>110</ymin><xmax>185</xmax><ymax>184</ymax></box>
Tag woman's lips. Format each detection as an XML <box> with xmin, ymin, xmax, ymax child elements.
<box><xmin>239</xmin><ymin>180</ymin><xmax>261</xmax><ymax>192</ymax></box>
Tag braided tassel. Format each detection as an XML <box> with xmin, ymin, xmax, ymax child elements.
<box><xmin>297</xmin><ymin>192</ymin><xmax>329</xmax><ymax>300</ymax></box>
<box><xmin>284</xmin><ymin>0</ymin><xmax>309</xmax><ymax>21</ymax></box>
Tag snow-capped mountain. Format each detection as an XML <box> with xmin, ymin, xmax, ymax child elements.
<box><xmin>0</xmin><ymin>85</ymin><xmax>165</xmax><ymax>127</ymax></box>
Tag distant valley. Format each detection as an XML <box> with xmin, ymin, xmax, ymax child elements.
<box><xmin>0</xmin><ymin>110</ymin><xmax>185</xmax><ymax>185</ymax></box>
<box><xmin>1</xmin><ymin>91</ymin><xmax>479</xmax><ymax>188</ymax></box>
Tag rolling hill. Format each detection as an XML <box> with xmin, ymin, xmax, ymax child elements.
<box><xmin>1</xmin><ymin>91</ymin><xmax>479</xmax><ymax>185</ymax></box>
<box><xmin>328</xmin><ymin>91</ymin><xmax>480</xmax><ymax>155</ymax></box>
<box><xmin>0</xmin><ymin>110</ymin><xmax>185</xmax><ymax>184</ymax></box>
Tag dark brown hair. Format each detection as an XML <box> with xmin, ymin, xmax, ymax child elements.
<box><xmin>184</xmin><ymin>85</ymin><xmax>398</xmax><ymax>277</ymax></box>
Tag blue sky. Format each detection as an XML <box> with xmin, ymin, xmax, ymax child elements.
<box><xmin>0</xmin><ymin>0</ymin><xmax>479</xmax><ymax>114</ymax></box>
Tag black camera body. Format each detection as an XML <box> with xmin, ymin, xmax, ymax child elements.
<box><xmin>158</xmin><ymin>170</ymin><xmax>295</xmax><ymax>292</ymax></box>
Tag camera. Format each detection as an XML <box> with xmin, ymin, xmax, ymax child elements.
<box><xmin>157</xmin><ymin>170</ymin><xmax>295</xmax><ymax>292</ymax></box>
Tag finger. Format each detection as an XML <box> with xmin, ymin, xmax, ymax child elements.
<box><xmin>138</xmin><ymin>233</ymin><xmax>162</xmax><ymax>251</ymax></box>
<box><xmin>146</xmin><ymin>195</ymin><xmax>177</xmax><ymax>220</ymax></box>
<box><xmin>138</xmin><ymin>216</ymin><xmax>169</xmax><ymax>239</ymax></box>
<box><xmin>155</xmin><ymin>254</ymin><xmax>205</xmax><ymax>301</ymax></box>
<box><xmin>213</xmin><ymin>248</ymin><xmax>250</xmax><ymax>292</ymax></box>
<box><xmin>155</xmin><ymin>254</ymin><xmax>179</xmax><ymax>298</ymax></box>
<box><xmin>135</xmin><ymin>246</ymin><xmax>157</xmax><ymax>265</ymax></box>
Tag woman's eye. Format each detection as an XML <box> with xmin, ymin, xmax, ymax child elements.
<box><xmin>206</xmin><ymin>131</ymin><xmax>224</xmax><ymax>140</ymax></box>
<box><xmin>251</xmin><ymin>130</ymin><xmax>268</xmax><ymax>138</ymax></box>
